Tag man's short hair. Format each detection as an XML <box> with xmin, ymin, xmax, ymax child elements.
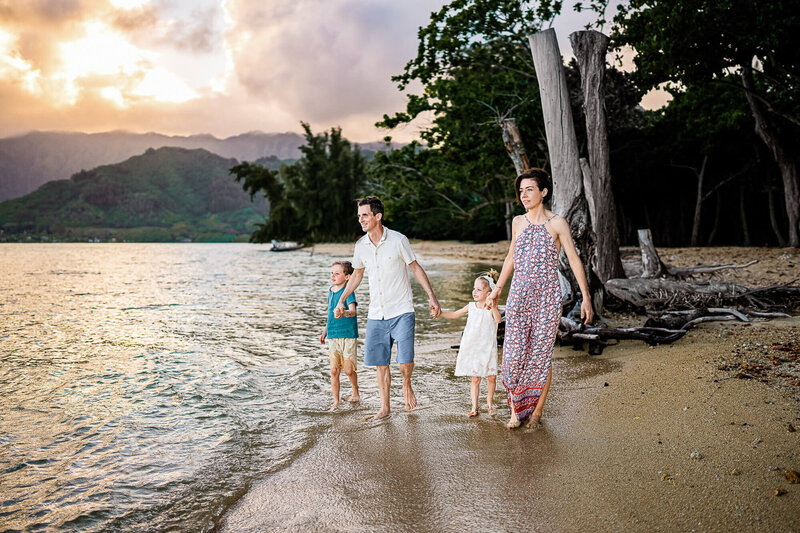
<box><xmin>357</xmin><ymin>196</ymin><xmax>384</xmax><ymax>217</ymax></box>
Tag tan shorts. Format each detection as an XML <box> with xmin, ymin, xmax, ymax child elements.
<box><xmin>327</xmin><ymin>337</ymin><xmax>358</xmax><ymax>371</ymax></box>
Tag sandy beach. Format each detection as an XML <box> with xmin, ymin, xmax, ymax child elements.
<box><xmin>219</xmin><ymin>244</ymin><xmax>800</xmax><ymax>532</ymax></box>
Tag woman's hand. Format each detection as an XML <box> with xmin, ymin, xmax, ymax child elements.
<box><xmin>580</xmin><ymin>297</ymin><xmax>593</xmax><ymax>325</ymax></box>
<box><xmin>485</xmin><ymin>287</ymin><xmax>501</xmax><ymax>310</ymax></box>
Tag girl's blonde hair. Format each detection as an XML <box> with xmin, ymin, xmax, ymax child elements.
<box><xmin>476</xmin><ymin>268</ymin><xmax>499</xmax><ymax>289</ymax></box>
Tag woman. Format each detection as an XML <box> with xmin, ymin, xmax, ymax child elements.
<box><xmin>486</xmin><ymin>169</ymin><xmax>593</xmax><ymax>428</ymax></box>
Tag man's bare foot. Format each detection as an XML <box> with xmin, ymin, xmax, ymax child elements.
<box><xmin>403</xmin><ymin>384</ymin><xmax>417</xmax><ymax>410</ymax></box>
<box><xmin>331</xmin><ymin>401</ymin><xmax>340</xmax><ymax>410</ymax></box>
<box><xmin>486</xmin><ymin>403</ymin><xmax>496</xmax><ymax>414</ymax></box>
<box><xmin>348</xmin><ymin>393</ymin><xmax>360</xmax><ymax>403</ymax></box>
<box><xmin>468</xmin><ymin>409</ymin><xmax>478</xmax><ymax>417</ymax></box>
<box><xmin>371</xmin><ymin>409</ymin><xmax>390</xmax><ymax>420</ymax></box>
<box><xmin>506</xmin><ymin>413</ymin><xmax>521</xmax><ymax>429</ymax></box>
<box><xmin>526</xmin><ymin>413</ymin><xmax>542</xmax><ymax>428</ymax></box>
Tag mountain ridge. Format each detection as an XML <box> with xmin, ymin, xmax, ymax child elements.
<box><xmin>0</xmin><ymin>130</ymin><xmax>392</xmax><ymax>202</ymax></box>
<box><xmin>0</xmin><ymin>146</ymin><xmax>269</xmax><ymax>242</ymax></box>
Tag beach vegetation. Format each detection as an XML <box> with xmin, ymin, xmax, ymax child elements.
<box><xmin>231</xmin><ymin>122</ymin><xmax>368</xmax><ymax>243</ymax></box>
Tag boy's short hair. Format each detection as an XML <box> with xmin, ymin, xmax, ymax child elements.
<box><xmin>332</xmin><ymin>260</ymin><xmax>354</xmax><ymax>276</ymax></box>
<box><xmin>357</xmin><ymin>196</ymin><xmax>384</xmax><ymax>217</ymax></box>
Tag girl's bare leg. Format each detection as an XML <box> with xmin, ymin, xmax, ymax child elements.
<box><xmin>468</xmin><ymin>377</ymin><xmax>480</xmax><ymax>416</ymax></box>
<box><xmin>486</xmin><ymin>375</ymin><xmax>497</xmax><ymax>413</ymax></box>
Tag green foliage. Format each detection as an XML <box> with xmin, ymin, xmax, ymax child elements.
<box><xmin>372</xmin><ymin>0</ymin><xmax>569</xmax><ymax>241</ymax></box>
<box><xmin>0</xmin><ymin>147</ymin><xmax>268</xmax><ymax>241</ymax></box>
<box><xmin>612</xmin><ymin>0</ymin><xmax>800</xmax><ymax>129</ymax></box>
<box><xmin>231</xmin><ymin>123</ymin><xmax>368</xmax><ymax>243</ymax></box>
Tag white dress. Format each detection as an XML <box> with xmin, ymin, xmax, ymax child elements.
<box><xmin>454</xmin><ymin>302</ymin><xmax>498</xmax><ymax>377</ymax></box>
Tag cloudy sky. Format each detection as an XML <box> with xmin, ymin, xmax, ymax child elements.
<box><xmin>0</xmin><ymin>0</ymin><xmax>653</xmax><ymax>142</ymax></box>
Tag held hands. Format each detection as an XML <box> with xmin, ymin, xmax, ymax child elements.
<box><xmin>320</xmin><ymin>330</ymin><xmax>327</xmax><ymax>344</ymax></box>
<box><xmin>485</xmin><ymin>288</ymin><xmax>501</xmax><ymax>310</ymax></box>
<box><xmin>581</xmin><ymin>297</ymin><xmax>594</xmax><ymax>325</ymax></box>
<box><xmin>429</xmin><ymin>296</ymin><xmax>441</xmax><ymax>319</ymax></box>
<box><xmin>333</xmin><ymin>303</ymin><xmax>345</xmax><ymax>319</ymax></box>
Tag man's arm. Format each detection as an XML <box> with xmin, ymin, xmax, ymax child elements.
<box><xmin>334</xmin><ymin>268</ymin><xmax>364</xmax><ymax>318</ymax></box>
<box><xmin>408</xmin><ymin>260</ymin><xmax>441</xmax><ymax>318</ymax></box>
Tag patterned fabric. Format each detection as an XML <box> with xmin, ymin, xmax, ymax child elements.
<box><xmin>501</xmin><ymin>218</ymin><xmax>561</xmax><ymax>422</ymax></box>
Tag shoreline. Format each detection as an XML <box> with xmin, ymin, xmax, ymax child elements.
<box><xmin>219</xmin><ymin>318</ymin><xmax>800</xmax><ymax>531</ymax></box>
<box><xmin>217</xmin><ymin>242</ymin><xmax>799</xmax><ymax>530</ymax></box>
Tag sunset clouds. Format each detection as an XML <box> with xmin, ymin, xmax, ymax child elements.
<box><xmin>0</xmin><ymin>0</ymin><xmax>446</xmax><ymax>141</ymax></box>
<box><xmin>0</xmin><ymin>1</ymin><xmax>653</xmax><ymax>142</ymax></box>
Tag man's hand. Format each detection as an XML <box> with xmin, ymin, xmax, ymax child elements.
<box><xmin>429</xmin><ymin>296</ymin><xmax>441</xmax><ymax>318</ymax></box>
<box><xmin>333</xmin><ymin>303</ymin><xmax>345</xmax><ymax>319</ymax></box>
<box><xmin>320</xmin><ymin>330</ymin><xmax>327</xmax><ymax>344</ymax></box>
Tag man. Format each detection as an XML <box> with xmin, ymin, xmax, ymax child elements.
<box><xmin>334</xmin><ymin>196</ymin><xmax>441</xmax><ymax>420</ymax></box>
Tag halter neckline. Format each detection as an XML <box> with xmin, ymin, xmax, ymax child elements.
<box><xmin>524</xmin><ymin>213</ymin><xmax>556</xmax><ymax>227</ymax></box>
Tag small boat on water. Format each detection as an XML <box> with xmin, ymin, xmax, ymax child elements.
<box><xmin>270</xmin><ymin>240</ymin><xmax>304</xmax><ymax>252</ymax></box>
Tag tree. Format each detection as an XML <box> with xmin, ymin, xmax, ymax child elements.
<box><xmin>373</xmin><ymin>0</ymin><xmax>561</xmax><ymax>242</ymax></box>
<box><xmin>232</xmin><ymin>123</ymin><xmax>367</xmax><ymax>242</ymax></box>
<box><xmin>613</xmin><ymin>0</ymin><xmax>800</xmax><ymax>246</ymax></box>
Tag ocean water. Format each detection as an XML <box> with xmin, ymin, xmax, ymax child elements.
<box><xmin>0</xmin><ymin>243</ymin><xmax>489</xmax><ymax>532</ymax></box>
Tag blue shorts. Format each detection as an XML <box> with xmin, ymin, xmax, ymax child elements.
<box><xmin>364</xmin><ymin>312</ymin><xmax>415</xmax><ymax>366</ymax></box>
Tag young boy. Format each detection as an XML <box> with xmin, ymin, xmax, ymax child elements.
<box><xmin>320</xmin><ymin>261</ymin><xmax>360</xmax><ymax>407</ymax></box>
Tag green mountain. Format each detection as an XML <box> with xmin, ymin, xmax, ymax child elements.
<box><xmin>0</xmin><ymin>147</ymin><xmax>268</xmax><ymax>242</ymax></box>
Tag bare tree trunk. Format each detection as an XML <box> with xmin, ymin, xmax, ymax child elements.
<box><xmin>500</xmin><ymin>118</ymin><xmax>530</xmax><ymax>240</ymax></box>
<box><xmin>691</xmin><ymin>155</ymin><xmax>708</xmax><ymax>246</ymax></box>
<box><xmin>707</xmin><ymin>192</ymin><xmax>722</xmax><ymax>245</ymax></box>
<box><xmin>637</xmin><ymin>229</ymin><xmax>665</xmax><ymax>278</ymax></box>
<box><xmin>739</xmin><ymin>183</ymin><xmax>751</xmax><ymax>246</ymax></box>
<box><xmin>569</xmin><ymin>30</ymin><xmax>625</xmax><ymax>282</ymax></box>
<box><xmin>741</xmin><ymin>64</ymin><xmax>800</xmax><ymax>247</ymax></box>
<box><xmin>529</xmin><ymin>29</ymin><xmax>599</xmax><ymax>308</ymax></box>
<box><xmin>768</xmin><ymin>188</ymin><xmax>787</xmax><ymax>246</ymax></box>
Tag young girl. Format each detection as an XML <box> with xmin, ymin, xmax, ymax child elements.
<box><xmin>439</xmin><ymin>270</ymin><xmax>502</xmax><ymax>416</ymax></box>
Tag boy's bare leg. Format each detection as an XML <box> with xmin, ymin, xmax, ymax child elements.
<box><xmin>468</xmin><ymin>377</ymin><xmax>480</xmax><ymax>416</ymax></box>
<box><xmin>343</xmin><ymin>361</ymin><xmax>360</xmax><ymax>402</ymax></box>
<box><xmin>528</xmin><ymin>367</ymin><xmax>552</xmax><ymax>427</ymax></box>
<box><xmin>486</xmin><ymin>375</ymin><xmax>497</xmax><ymax>413</ymax></box>
<box><xmin>330</xmin><ymin>365</ymin><xmax>341</xmax><ymax>408</ymax></box>
<box><xmin>373</xmin><ymin>365</ymin><xmax>391</xmax><ymax>419</ymax></box>
<box><xmin>399</xmin><ymin>362</ymin><xmax>416</xmax><ymax>410</ymax></box>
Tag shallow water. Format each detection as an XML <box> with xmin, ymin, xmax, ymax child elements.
<box><xmin>0</xmin><ymin>243</ymin><xmax>501</xmax><ymax>532</ymax></box>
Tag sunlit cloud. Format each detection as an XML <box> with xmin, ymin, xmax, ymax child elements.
<box><xmin>109</xmin><ymin>0</ymin><xmax>151</xmax><ymax>10</ymax></box>
<box><xmin>132</xmin><ymin>68</ymin><xmax>197</xmax><ymax>103</ymax></box>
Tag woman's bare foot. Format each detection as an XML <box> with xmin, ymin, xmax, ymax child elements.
<box><xmin>403</xmin><ymin>384</ymin><xmax>417</xmax><ymax>410</ymax></box>
<box><xmin>348</xmin><ymin>393</ymin><xmax>360</xmax><ymax>403</ymax></box>
<box><xmin>486</xmin><ymin>403</ymin><xmax>496</xmax><ymax>414</ymax></box>
<box><xmin>526</xmin><ymin>413</ymin><xmax>542</xmax><ymax>428</ymax></box>
<box><xmin>506</xmin><ymin>412</ymin><xmax>521</xmax><ymax>429</ymax></box>
<box><xmin>372</xmin><ymin>408</ymin><xmax>390</xmax><ymax>420</ymax></box>
<box><xmin>468</xmin><ymin>408</ymin><xmax>478</xmax><ymax>417</ymax></box>
<box><xmin>331</xmin><ymin>400</ymin><xmax>340</xmax><ymax>410</ymax></box>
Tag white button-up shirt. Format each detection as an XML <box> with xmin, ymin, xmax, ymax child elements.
<box><xmin>352</xmin><ymin>227</ymin><xmax>417</xmax><ymax>320</ymax></box>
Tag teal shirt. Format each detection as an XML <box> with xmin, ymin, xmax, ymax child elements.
<box><xmin>326</xmin><ymin>286</ymin><xmax>358</xmax><ymax>339</ymax></box>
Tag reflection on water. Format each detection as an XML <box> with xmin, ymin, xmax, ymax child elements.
<box><xmin>0</xmin><ymin>244</ymin><xmax>499</xmax><ymax>532</ymax></box>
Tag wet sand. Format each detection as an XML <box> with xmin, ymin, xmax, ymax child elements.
<box><xmin>220</xmin><ymin>244</ymin><xmax>800</xmax><ymax>531</ymax></box>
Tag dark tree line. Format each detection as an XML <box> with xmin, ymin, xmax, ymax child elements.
<box><xmin>236</xmin><ymin>1</ymin><xmax>798</xmax><ymax>248</ymax></box>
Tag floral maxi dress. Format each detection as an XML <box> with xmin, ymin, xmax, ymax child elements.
<box><xmin>501</xmin><ymin>217</ymin><xmax>561</xmax><ymax>422</ymax></box>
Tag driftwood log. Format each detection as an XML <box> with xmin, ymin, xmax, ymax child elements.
<box><xmin>557</xmin><ymin>305</ymin><xmax>794</xmax><ymax>355</ymax></box>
